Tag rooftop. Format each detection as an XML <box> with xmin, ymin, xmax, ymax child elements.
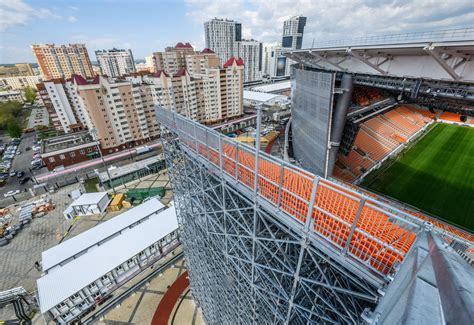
<box><xmin>98</xmin><ymin>155</ymin><xmax>164</xmax><ymax>181</ymax></box>
<box><xmin>41</xmin><ymin>198</ymin><xmax>165</xmax><ymax>272</ymax></box>
<box><xmin>244</xmin><ymin>90</ymin><xmax>289</xmax><ymax>104</ymax></box>
<box><xmin>42</xmin><ymin>131</ymin><xmax>95</xmax><ymax>154</ymax></box>
<box><xmin>37</xmin><ymin>202</ymin><xmax>177</xmax><ymax>314</ymax></box>
<box><xmin>250</xmin><ymin>81</ymin><xmax>291</xmax><ymax>93</ymax></box>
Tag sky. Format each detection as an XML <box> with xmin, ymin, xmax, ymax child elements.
<box><xmin>0</xmin><ymin>0</ymin><xmax>473</xmax><ymax>64</ymax></box>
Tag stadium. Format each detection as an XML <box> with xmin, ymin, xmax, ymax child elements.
<box><xmin>158</xmin><ymin>29</ymin><xmax>473</xmax><ymax>324</ymax></box>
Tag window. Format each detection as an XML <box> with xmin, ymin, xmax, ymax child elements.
<box><xmin>79</xmin><ymin>150</ymin><xmax>85</xmax><ymax>154</ymax></box>
<box><xmin>69</xmin><ymin>152</ymin><xmax>75</xmax><ymax>158</ymax></box>
<box><xmin>59</xmin><ymin>154</ymin><xmax>65</xmax><ymax>160</ymax></box>
<box><xmin>49</xmin><ymin>157</ymin><xmax>55</xmax><ymax>163</ymax></box>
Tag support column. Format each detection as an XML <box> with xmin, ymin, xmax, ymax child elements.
<box><xmin>327</xmin><ymin>73</ymin><xmax>353</xmax><ymax>177</ymax></box>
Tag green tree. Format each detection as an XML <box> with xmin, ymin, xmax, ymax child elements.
<box><xmin>24</xmin><ymin>87</ymin><xmax>37</xmax><ymax>104</ymax></box>
<box><xmin>7</xmin><ymin>121</ymin><xmax>22</xmax><ymax>138</ymax></box>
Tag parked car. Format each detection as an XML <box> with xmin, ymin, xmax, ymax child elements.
<box><xmin>16</xmin><ymin>171</ymin><xmax>25</xmax><ymax>178</ymax></box>
<box><xmin>25</xmin><ymin>147</ymin><xmax>31</xmax><ymax>151</ymax></box>
<box><xmin>9</xmin><ymin>170</ymin><xmax>16</xmax><ymax>177</ymax></box>
<box><xmin>19</xmin><ymin>177</ymin><xmax>31</xmax><ymax>185</ymax></box>
<box><xmin>4</xmin><ymin>190</ymin><xmax>20</xmax><ymax>198</ymax></box>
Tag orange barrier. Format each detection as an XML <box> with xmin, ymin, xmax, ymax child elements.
<box><xmin>439</xmin><ymin>111</ymin><xmax>462</xmax><ymax>122</ymax></box>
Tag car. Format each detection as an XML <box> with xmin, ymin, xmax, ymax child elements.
<box><xmin>4</xmin><ymin>190</ymin><xmax>20</xmax><ymax>198</ymax></box>
<box><xmin>19</xmin><ymin>177</ymin><xmax>31</xmax><ymax>185</ymax></box>
<box><xmin>16</xmin><ymin>151</ymin><xmax>21</xmax><ymax>155</ymax></box>
<box><xmin>25</xmin><ymin>147</ymin><xmax>31</xmax><ymax>151</ymax></box>
<box><xmin>16</xmin><ymin>171</ymin><xmax>25</xmax><ymax>178</ymax></box>
<box><xmin>9</xmin><ymin>170</ymin><xmax>16</xmax><ymax>177</ymax></box>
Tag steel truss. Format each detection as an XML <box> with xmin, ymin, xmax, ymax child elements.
<box><xmin>161</xmin><ymin>128</ymin><xmax>380</xmax><ymax>324</ymax></box>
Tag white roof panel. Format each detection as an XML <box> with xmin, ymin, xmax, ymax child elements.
<box><xmin>42</xmin><ymin>198</ymin><xmax>165</xmax><ymax>271</ymax></box>
<box><xmin>70</xmin><ymin>192</ymin><xmax>108</xmax><ymax>206</ymax></box>
<box><xmin>250</xmin><ymin>81</ymin><xmax>291</xmax><ymax>93</ymax></box>
<box><xmin>243</xmin><ymin>90</ymin><xmax>287</xmax><ymax>103</ymax></box>
<box><xmin>37</xmin><ymin>205</ymin><xmax>178</xmax><ymax>313</ymax></box>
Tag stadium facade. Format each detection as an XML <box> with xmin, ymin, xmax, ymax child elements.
<box><xmin>157</xmin><ymin>28</ymin><xmax>474</xmax><ymax>324</ymax></box>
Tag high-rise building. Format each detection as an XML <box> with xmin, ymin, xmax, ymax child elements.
<box><xmin>282</xmin><ymin>16</ymin><xmax>307</xmax><ymax>50</ymax></box>
<box><xmin>95</xmin><ymin>48</ymin><xmax>136</xmax><ymax>77</ymax></box>
<box><xmin>262</xmin><ymin>42</ymin><xmax>289</xmax><ymax>78</ymax></box>
<box><xmin>185</xmin><ymin>48</ymin><xmax>220</xmax><ymax>75</ymax></box>
<box><xmin>144</xmin><ymin>55</ymin><xmax>155</xmax><ymax>72</ymax></box>
<box><xmin>0</xmin><ymin>75</ymin><xmax>42</xmax><ymax>90</ymax></box>
<box><xmin>204</xmin><ymin>18</ymin><xmax>242</xmax><ymax>65</ymax></box>
<box><xmin>36</xmin><ymin>77</ymin><xmax>88</xmax><ymax>133</ymax></box>
<box><xmin>0</xmin><ymin>63</ymin><xmax>35</xmax><ymax>77</ymax></box>
<box><xmin>235</xmin><ymin>40</ymin><xmax>262</xmax><ymax>82</ymax></box>
<box><xmin>76</xmin><ymin>76</ymin><xmax>159</xmax><ymax>151</ymax></box>
<box><xmin>151</xmin><ymin>42</ymin><xmax>196</xmax><ymax>75</ymax></box>
<box><xmin>31</xmin><ymin>44</ymin><xmax>95</xmax><ymax>80</ymax></box>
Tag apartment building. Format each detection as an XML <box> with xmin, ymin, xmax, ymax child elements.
<box><xmin>282</xmin><ymin>16</ymin><xmax>307</xmax><ymax>50</ymax></box>
<box><xmin>76</xmin><ymin>76</ymin><xmax>159</xmax><ymax>152</ymax></box>
<box><xmin>150</xmin><ymin>42</ymin><xmax>196</xmax><ymax>75</ymax></box>
<box><xmin>36</xmin><ymin>78</ymin><xmax>86</xmax><ymax>133</ymax></box>
<box><xmin>204</xmin><ymin>18</ymin><xmax>242</xmax><ymax>65</ymax></box>
<box><xmin>0</xmin><ymin>75</ymin><xmax>42</xmax><ymax>90</ymax></box>
<box><xmin>0</xmin><ymin>63</ymin><xmax>35</xmax><ymax>77</ymax></box>
<box><xmin>31</xmin><ymin>44</ymin><xmax>94</xmax><ymax>80</ymax></box>
<box><xmin>235</xmin><ymin>40</ymin><xmax>262</xmax><ymax>82</ymax></box>
<box><xmin>95</xmin><ymin>48</ymin><xmax>136</xmax><ymax>77</ymax></box>
<box><xmin>185</xmin><ymin>49</ymin><xmax>220</xmax><ymax>75</ymax></box>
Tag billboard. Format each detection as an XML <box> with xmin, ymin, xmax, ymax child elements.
<box><xmin>291</xmin><ymin>66</ymin><xmax>335</xmax><ymax>176</ymax></box>
<box><xmin>276</xmin><ymin>57</ymin><xmax>286</xmax><ymax>76</ymax></box>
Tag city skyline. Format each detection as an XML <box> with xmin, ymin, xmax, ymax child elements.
<box><xmin>1</xmin><ymin>0</ymin><xmax>473</xmax><ymax>63</ymax></box>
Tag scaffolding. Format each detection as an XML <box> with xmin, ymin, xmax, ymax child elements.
<box><xmin>157</xmin><ymin>107</ymin><xmax>472</xmax><ymax>323</ymax></box>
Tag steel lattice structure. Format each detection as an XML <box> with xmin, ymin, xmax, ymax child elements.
<box><xmin>157</xmin><ymin>107</ymin><xmax>473</xmax><ymax>324</ymax></box>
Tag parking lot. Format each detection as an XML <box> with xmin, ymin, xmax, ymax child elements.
<box><xmin>27</xmin><ymin>106</ymin><xmax>49</xmax><ymax>129</ymax></box>
<box><xmin>0</xmin><ymin>133</ymin><xmax>44</xmax><ymax>207</ymax></box>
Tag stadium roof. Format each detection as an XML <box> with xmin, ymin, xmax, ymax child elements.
<box><xmin>41</xmin><ymin>198</ymin><xmax>165</xmax><ymax>271</ymax></box>
<box><xmin>250</xmin><ymin>81</ymin><xmax>291</xmax><ymax>93</ymax></box>
<box><xmin>37</xmin><ymin>204</ymin><xmax>178</xmax><ymax>314</ymax></box>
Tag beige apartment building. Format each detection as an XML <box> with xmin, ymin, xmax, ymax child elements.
<box><xmin>32</xmin><ymin>44</ymin><xmax>94</xmax><ymax>80</ymax></box>
<box><xmin>0</xmin><ymin>63</ymin><xmax>35</xmax><ymax>77</ymax></box>
<box><xmin>150</xmin><ymin>42</ymin><xmax>196</xmax><ymax>75</ymax></box>
<box><xmin>76</xmin><ymin>76</ymin><xmax>159</xmax><ymax>152</ymax></box>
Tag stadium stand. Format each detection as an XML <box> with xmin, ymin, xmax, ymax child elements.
<box><xmin>440</xmin><ymin>111</ymin><xmax>464</xmax><ymax>122</ymax></box>
<box><xmin>335</xmin><ymin>105</ymin><xmax>433</xmax><ymax>182</ymax></box>
<box><xmin>352</xmin><ymin>86</ymin><xmax>385</xmax><ymax>107</ymax></box>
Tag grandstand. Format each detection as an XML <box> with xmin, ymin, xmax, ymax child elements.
<box><xmin>157</xmin><ymin>29</ymin><xmax>474</xmax><ymax>324</ymax></box>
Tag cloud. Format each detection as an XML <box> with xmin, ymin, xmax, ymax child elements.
<box><xmin>0</xmin><ymin>0</ymin><xmax>61</xmax><ymax>31</ymax></box>
<box><xmin>185</xmin><ymin>0</ymin><xmax>474</xmax><ymax>46</ymax></box>
<box><xmin>70</xmin><ymin>6</ymin><xmax>79</xmax><ymax>11</ymax></box>
<box><xmin>68</xmin><ymin>16</ymin><xmax>78</xmax><ymax>23</ymax></box>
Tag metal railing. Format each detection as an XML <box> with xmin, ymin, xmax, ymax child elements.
<box><xmin>311</xmin><ymin>28</ymin><xmax>474</xmax><ymax>48</ymax></box>
<box><xmin>157</xmin><ymin>107</ymin><xmax>423</xmax><ymax>277</ymax></box>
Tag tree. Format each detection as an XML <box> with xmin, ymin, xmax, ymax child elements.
<box><xmin>24</xmin><ymin>87</ymin><xmax>37</xmax><ymax>104</ymax></box>
<box><xmin>7</xmin><ymin>121</ymin><xmax>22</xmax><ymax>138</ymax></box>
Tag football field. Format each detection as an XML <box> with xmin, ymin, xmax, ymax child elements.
<box><xmin>362</xmin><ymin>123</ymin><xmax>474</xmax><ymax>231</ymax></box>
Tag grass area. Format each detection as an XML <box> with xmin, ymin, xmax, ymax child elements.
<box><xmin>362</xmin><ymin>123</ymin><xmax>474</xmax><ymax>231</ymax></box>
<box><xmin>84</xmin><ymin>177</ymin><xmax>99</xmax><ymax>192</ymax></box>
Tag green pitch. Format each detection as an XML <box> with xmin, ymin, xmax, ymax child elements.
<box><xmin>362</xmin><ymin>123</ymin><xmax>474</xmax><ymax>231</ymax></box>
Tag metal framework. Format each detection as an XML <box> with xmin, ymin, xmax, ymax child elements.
<box><xmin>157</xmin><ymin>107</ymin><xmax>465</xmax><ymax>323</ymax></box>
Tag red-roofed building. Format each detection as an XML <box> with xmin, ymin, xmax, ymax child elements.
<box><xmin>201</xmin><ymin>48</ymin><xmax>215</xmax><ymax>54</ymax></box>
<box><xmin>175</xmin><ymin>42</ymin><xmax>193</xmax><ymax>49</ymax></box>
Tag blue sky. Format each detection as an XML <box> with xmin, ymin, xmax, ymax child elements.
<box><xmin>1</xmin><ymin>0</ymin><xmax>473</xmax><ymax>63</ymax></box>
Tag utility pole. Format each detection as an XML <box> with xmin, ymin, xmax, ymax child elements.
<box><xmin>90</xmin><ymin>129</ymin><xmax>116</xmax><ymax>194</ymax></box>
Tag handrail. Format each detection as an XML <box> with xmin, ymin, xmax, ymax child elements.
<box><xmin>157</xmin><ymin>107</ymin><xmax>426</xmax><ymax>277</ymax></box>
